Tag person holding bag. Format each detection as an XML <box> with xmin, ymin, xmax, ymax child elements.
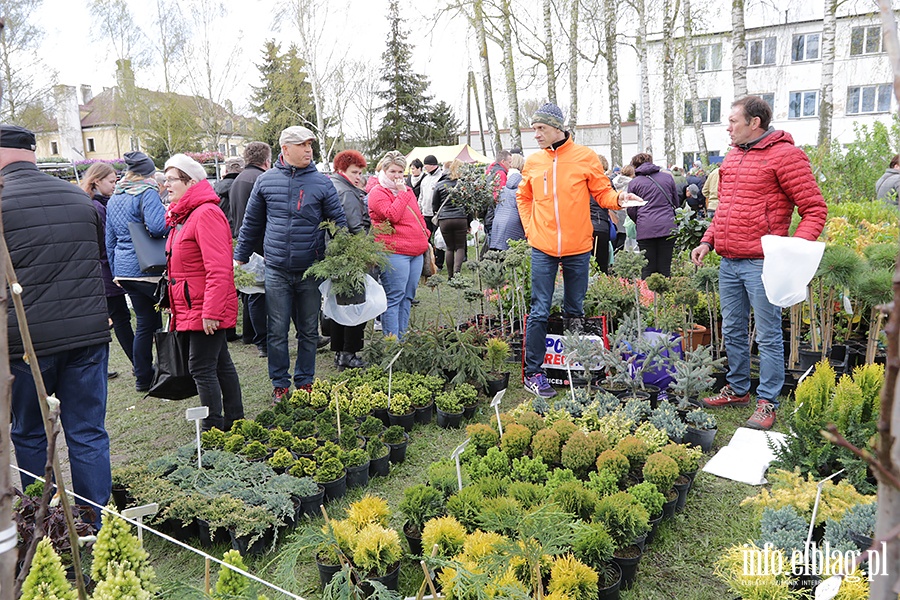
<box><xmin>163</xmin><ymin>153</ymin><xmax>243</xmax><ymax>432</ymax></box>
<box><xmin>367</xmin><ymin>150</ymin><xmax>429</xmax><ymax>340</ymax></box>
<box><xmin>625</xmin><ymin>152</ymin><xmax>679</xmax><ymax>279</ymax></box>
<box><xmin>106</xmin><ymin>151</ymin><xmax>168</xmax><ymax>392</ymax></box>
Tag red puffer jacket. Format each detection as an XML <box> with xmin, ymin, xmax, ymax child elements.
<box><xmin>367</xmin><ymin>184</ymin><xmax>430</xmax><ymax>257</ymax></box>
<box><xmin>701</xmin><ymin>129</ymin><xmax>827</xmax><ymax>259</ymax></box>
<box><xmin>166</xmin><ymin>180</ymin><xmax>238</xmax><ymax>331</ymax></box>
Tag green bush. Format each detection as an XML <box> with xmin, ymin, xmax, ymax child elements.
<box><xmin>429</xmin><ymin>459</ymin><xmax>464</xmax><ymax>496</ymax></box>
<box><xmin>500</xmin><ymin>423</ymin><xmax>532</xmax><ymax>459</ymax></box>
<box><xmin>446</xmin><ymin>486</ymin><xmax>485</xmax><ymax>531</ymax></box>
<box><xmin>660</xmin><ymin>443</ymin><xmax>701</xmax><ymax>474</ymax></box>
<box><xmin>516</xmin><ymin>410</ymin><xmax>545</xmax><ymax>434</ymax></box>
<box><xmin>291</xmin><ymin>420</ymin><xmax>316</xmax><ymax>439</ymax></box>
<box><xmin>594</xmin><ymin>492</ymin><xmax>651</xmax><ymax>550</ymax></box>
<box><xmin>292</xmin><ymin>436</ymin><xmax>318</xmax><ymax>455</ymax></box>
<box><xmin>548</xmin><ymin>554</ymin><xmax>599</xmax><ymax>600</ymax></box>
<box><xmin>506</xmin><ymin>481</ymin><xmax>548</xmax><ymax>510</ymax></box>
<box><xmin>643</xmin><ymin>452</ymin><xmax>680</xmax><ymax>492</ymax></box>
<box><xmin>289</xmin><ymin>457</ymin><xmax>316</xmax><ymax>478</ymax></box>
<box><xmin>436</xmin><ymin>391</ymin><xmax>463</xmax><ymax>413</ymax></box>
<box><xmin>21</xmin><ymin>537</ymin><xmax>75</xmax><ymax>600</ymax></box>
<box><xmin>572</xmin><ymin>521</ymin><xmax>616</xmax><ymax>571</ymax></box>
<box><xmin>586</xmin><ymin>430</ymin><xmax>611</xmax><ymax>455</ymax></box>
<box><xmin>552</xmin><ymin>419</ymin><xmax>578</xmax><ymax>444</ymax></box>
<box><xmin>466</xmin><ymin>422</ymin><xmax>500</xmax><ymax>454</ymax></box>
<box><xmin>595</xmin><ymin>449</ymin><xmax>630</xmax><ymax>483</ymax></box>
<box><xmin>551</xmin><ymin>481</ymin><xmax>598</xmax><ymax>521</ymax></box>
<box><xmin>201</xmin><ymin>428</ymin><xmax>226</xmax><ymax>450</ymax></box>
<box><xmin>314</xmin><ymin>457</ymin><xmax>345</xmax><ymax>483</ymax></box>
<box><xmin>628</xmin><ymin>481</ymin><xmax>665</xmax><ymax>518</ymax></box>
<box><xmin>399</xmin><ymin>485</ymin><xmax>445</xmax><ymax>533</ymax></box>
<box><xmin>616</xmin><ymin>435</ymin><xmax>651</xmax><ymax>471</ymax></box>
<box><xmin>585</xmin><ymin>469</ymin><xmax>620</xmax><ymax>498</ymax></box>
<box><xmin>511</xmin><ymin>455</ymin><xmax>549</xmax><ymax>484</ymax></box>
<box><xmin>358</xmin><ymin>416</ymin><xmax>384</xmax><ymax>437</ymax></box>
<box><xmin>421</xmin><ymin>515</ymin><xmax>467</xmax><ymax>558</ymax></box>
<box><xmin>242</xmin><ymin>440</ymin><xmax>268</xmax><ymax>460</ymax></box>
<box><xmin>468</xmin><ymin>447</ymin><xmax>511</xmax><ymax>482</ymax></box>
<box><xmin>342</xmin><ymin>448</ymin><xmax>368</xmax><ymax>468</ymax></box>
<box><xmin>561</xmin><ymin>430</ymin><xmax>598</xmax><ymax>478</ymax></box>
<box><xmin>389</xmin><ymin>392</ymin><xmax>413</xmax><ymax>415</ymax></box>
<box><xmin>267</xmin><ymin>447</ymin><xmax>295</xmax><ymax>470</ymax></box>
<box><xmin>352</xmin><ymin>524</ymin><xmax>403</xmax><ymax>577</ymax></box>
<box><xmin>223</xmin><ymin>433</ymin><xmax>246</xmax><ymax>454</ymax></box>
<box><xmin>381</xmin><ymin>425</ymin><xmax>407</xmax><ymax>445</ymax></box>
<box><xmin>477</xmin><ymin>496</ymin><xmax>522</xmax><ymax>536</ymax></box>
<box><xmin>267</xmin><ymin>428</ymin><xmax>294</xmax><ymax>449</ymax></box>
<box><xmin>532</xmin><ymin>428</ymin><xmax>562</xmax><ymax>465</ymax></box>
<box><xmin>474</xmin><ymin>475</ymin><xmax>508</xmax><ymax>498</ymax></box>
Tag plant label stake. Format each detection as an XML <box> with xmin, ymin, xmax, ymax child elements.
<box><xmin>185</xmin><ymin>406</ymin><xmax>209</xmax><ymax>468</ymax></box>
<box><xmin>334</xmin><ymin>392</ymin><xmax>342</xmax><ymax>438</ymax></box>
<box><xmin>122</xmin><ymin>503</ymin><xmax>158</xmax><ymax>547</ymax></box>
<box><xmin>451</xmin><ymin>438</ymin><xmax>471</xmax><ymax>492</ymax></box>
<box><xmin>814</xmin><ymin>575</ymin><xmax>844</xmax><ymax>600</ymax></box>
<box><xmin>491</xmin><ymin>389</ymin><xmax>506</xmax><ymax>435</ymax></box>
<box><xmin>565</xmin><ymin>360</ymin><xmax>576</xmax><ymax>398</ymax></box>
<box><xmin>386</xmin><ymin>349</ymin><xmax>403</xmax><ymax>410</ymax></box>
<box><xmin>807</xmin><ymin>469</ymin><xmax>845</xmax><ymax>548</ymax></box>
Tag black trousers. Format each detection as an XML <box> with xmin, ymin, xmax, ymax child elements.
<box><xmin>187</xmin><ymin>329</ymin><xmax>243</xmax><ymax>431</ymax></box>
<box><xmin>241</xmin><ymin>292</ymin><xmax>267</xmax><ymax>350</ymax></box>
<box><xmin>638</xmin><ymin>236</ymin><xmax>676</xmax><ymax>279</ymax></box>
<box><xmin>592</xmin><ymin>228</ymin><xmax>611</xmax><ymax>274</ymax></box>
<box><xmin>107</xmin><ymin>294</ymin><xmax>135</xmax><ymax>364</ymax></box>
<box><xmin>330</xmin><ymin>322</ymin><xmax>366</xmax><ymax>354</ymax></box>
<box><xmin>439</xmin><ymin>217</ymin><xmax>469</xmax><ymax>278</ymax></box>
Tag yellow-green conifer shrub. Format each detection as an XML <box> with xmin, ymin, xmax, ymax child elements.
<box><xmin>421</xmin><ymin>515</ymin><xmax>467</xmax><ymax>558</ymax></box>
<box><xmin>350</xmin><ymin>524</ymin><xmax>403</xmax><ymax>577</ymax></box>
<box><xmin>20</xmin><ymin>537</ymin><xmax>76</xmax><ymax>600</ymax></box>
<box><xmin>90</xmin><ymin>509</ymin><xmax>156</xmax><ymax>594</ymax></box>
<box><xmin>547</xmin><ymin>554</ymin><xmax>598</xmax><ymax>600</ymax></box>
<box><xmin>345</xmin><ymin>495</ymin><xmax>391</xmax><ymax>530</ymax></box>
<box><xmin>91</xmin><ymin>564</ymin><xmax>150</xmax><ymax>600</ymax></box>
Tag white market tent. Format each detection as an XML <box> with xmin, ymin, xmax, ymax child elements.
<box><xmin>405</xmin><ymin>144</ymin><xmax>491</xmax><ymax>167</ymax></box>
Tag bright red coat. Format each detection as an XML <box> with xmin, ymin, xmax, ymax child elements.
<box><xmin>165</xmin><ymin>180</ymin><xmax>238</xmax><ymax>331</ymax></box>
<box><xmin>367</xmin><ymin>184</ymin><xmax>430</xmax><ymax>257</ymax></box>
<box><xmin>701</xmin><ymin>130</ymin><xmax>827</xmax><ymax>259</ymax></box>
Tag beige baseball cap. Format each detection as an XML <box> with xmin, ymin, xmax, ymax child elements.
<box><xmin>279</xmin><ymin>126</ymin><xmax>316</xmax><ymax>146</ymax></box>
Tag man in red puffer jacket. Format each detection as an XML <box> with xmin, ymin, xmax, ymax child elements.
<box><xmin>691</xmin><ymin>95</ymin><xmax>827</xmax><ymax>431</ymax></box>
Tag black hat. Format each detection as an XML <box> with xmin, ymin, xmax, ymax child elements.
<box><xmin>123</xmin><ymin>151</ymin><xmax>156</xmax><ymax>176</ymax></box>
<box><xmin>0</xmin><ymin>124</ymin><xmax>36</xmax><ymax>151</ymax></box>
<box><xmin>423</xmin><ymin>154</ymin><xmax>439</xmax><ymax>166</ymax></box>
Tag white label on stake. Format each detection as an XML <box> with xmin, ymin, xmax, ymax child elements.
<box><xmin>814</xmin><ymin>575</ymin><xmax>843</xmax><ymax>600</ymax></box>
<box><xmin>490</xmin><ymin>389</ymin><xmax>506</xmax><ymax>407</ymax></box>
<box><xmin>185</xmin><ymin>406</ymin><xmax>209</xmax><ymax>420</ymax></box>
<box><xmin>386</xmin><ymin>349</ymin><xmax>403</xmax><ymax>371</ymax></box>
<box><xmin>451</xmin><ymin>438</ymin><xmax>471</xmax><ymax>492</ymax></box>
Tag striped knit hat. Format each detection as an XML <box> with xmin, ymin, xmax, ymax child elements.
<box><xmin>531</xmin><ymin>103</ymin><xmax>565</xmax><ymax>131</ymax></box>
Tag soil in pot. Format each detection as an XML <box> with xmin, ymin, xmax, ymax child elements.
<box><xmin>683</xmin><ymin>426</ymin><xmax>717</xmax><ymax>453</ymax></box>
<box><xmin>597</xmin><ymin>561</ymin><xmax>622</xmax><ymax>600</ymax></box>
<box><xmin>404</xmin><ymin>522</ymin><xmax>423</xmax><ymax>556</ymax></box>
<box><xmin>346</xmin><ymin>461</ymin><xmax>371</xmax><ymax>488</ymax></box>
<box><xmin>611</xmin><ymin>544</ymin><xmax>643</xmax><ymax>590</ymax></box>
<box><xmin>436</xmin><ymin>407</ymin><xmax>464</xmax><ymax>429</ymax></box>
<box><xmin>336</xmin><ymin>289</ymin><xmax>366</xmax><ymax>306</ymax></box>
<box><xmin>485</xmin><ymin>372</ymin><xmax>510</xmax><ymax>396</ymax></box>
<box><xmin>388</xmin><ymin>410</ymin><xmax>415</xmax><ymax>432</ymax></box>
<box><xmin>322</xmin><ymin>472</ymin><xmax>348</xmax><ymax>502</ymax></box>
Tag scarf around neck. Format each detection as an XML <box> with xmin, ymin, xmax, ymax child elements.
<box><xmin>115</xmin><ymin>178</ymin><xmax>159</xmax><ymax>196</ymax></box>
<box><xmin>378</xmin><ymin>170</ymin><xmax>401</xmax><ymax>195</ymax></box>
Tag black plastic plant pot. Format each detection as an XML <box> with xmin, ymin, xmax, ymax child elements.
<box><xmin>388</xmin><ymin>410</ymin><xmax>415</xmax><ymax>432</ymax></box>
<box><xmin>372</xmin><ymin>407</ymin><xmax>390</xmax><ymax>427</ymax></box>
<box><xmin>228</xmin><ymin>527</ymin><xmax>273</xmax><ymax>557</ymax></box>
<box><xmin>404</xmin><ymin>524</ymin><xmax>423</xmax><ymax>556</ymax></box>
<box><xmin>346</xmin><ymin>462</ymin><xmax>371</xmax><ymax>488</ymax></box>
<box><xmin>414</xmin><ymin>402</ymin><xmax>434</xmax><ymax>425</ymax></box>
<box><xmin>335</xmin><ymin>289</ymin><xmax>366</xmax><ymax>306</ymax></box>
<box><xmin>111</xmin><ymin>485</ymin><xmax>130</xmax><ymax>512</ymax></box>
<box><xmin>300</xmin><ymin>486</ymin><xmax>326</xmax><ymax>519</ymax></box>
<box><xmin>386</xmin><ymin>433</ymin><xmax>409</xmax><ymax>464</ymax></box>
<box><xmin>646</xmin><ymin>512</ymin><xmax>663</xmax><ymax>546</ymax></box>
<box><xmin>358</xmin><ymin>562</ymin><xmax>401</xmax><ymax>596</ymax></box>
<box><xmin>485</xmin><ymin>372</ymin><xmax>510</xmax><ymax>396</ymax></box>
<box><xmin>157</xmin><ymin>518</ymin><xmax>199</xmax><ymax>542</ymax></box>
<box><xmin>462</xmin><ymin>403</ymin><xmax>478</xmax><ymax>419</ymax></box>
<box><xmin>197</xmin><ymin>519</ymin><xmax>228</xmax><ymax>547</ymax></box>
<box><xmin>684</xmin><ymin>426</ymin><xmax>717</xmax><ymax>453</ymax></box>
<box><xmin>370</xmin><ymin>452</ymin><xmax>390</xmax><ymax>477</ymax></box>
<box><xmin>436</xmin><ymin>407</ymin><xmax>464</xmax><ymax>429</ymax></box>
<box><xmin>611</xmin><ymin>545</ymin><xmax>643</xmax><ymax>591</ymax></box>
<box><xmin>317</xmin><ymin>560</ymin><xmax>342</xmax><ymax>591</ymax></box>
<box><xmin>662</xmin><ymin>495</ymin><xmax>677</xmax><ymax>519</ymax></box>
<box><xmin>322</xmin><ymin>472</ymin><xmax>348</xmax><ymax>502</ymax></box>
<box><xmin>673</xmin><ymin>477</ymin><xmax>691</xmax><ymax>512</ymax></box>
<box><xmin>597</xmin><ymin>561</ymin><xmax>622</xmax><ymax>600</ymax></box>
<box><xmin>643</xmin><ymin>384</ymin><xmax>660</xmax><ymax>410</ymax></box>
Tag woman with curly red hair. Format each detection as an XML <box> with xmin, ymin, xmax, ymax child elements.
<box><xmin>328</xmin><ymin>149</ymin><xmax>371</xmax><ymax>368</ymax></box>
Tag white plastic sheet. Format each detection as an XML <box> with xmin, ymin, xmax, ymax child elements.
<box><xmin>761</xmin><ymin>235</ymin><xmax>825</xmax><ymax>308</ymax></box>
<box><xmin>320</xmin><ymin>275</ymin><xmax>387</xmax><ymax>326</ymax></box>
<box><xmin>702</xmin><ymin>427</ymin><xmax>788</xmax><ymax>485</ymax></box>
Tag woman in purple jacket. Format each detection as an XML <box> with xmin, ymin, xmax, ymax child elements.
<box><xmin>625</xmin><ymin>153</ymin><xmax>679</xmax><ymax>279</ymax></box>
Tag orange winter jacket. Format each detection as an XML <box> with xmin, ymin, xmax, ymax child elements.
<box><xmin>516</xmin><ymin>135</ymin><xmax>621</xmax><ymax>257</ymax></box>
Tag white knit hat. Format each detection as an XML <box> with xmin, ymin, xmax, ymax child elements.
<box><xmin>164</xmin><ymin>153</ymin><xmax>208</xmax><ymax>183</ymax></box>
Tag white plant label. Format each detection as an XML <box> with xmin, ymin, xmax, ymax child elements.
<box><xmin>122</xmin><ymin>503</ymin><xmax>159</xmax><ymax>546</ymax></box>
<box><xmin>185</xmin><ymin>406</ymin><xmax>209</xmax><ymax>469</ymax></box>
<box><xmin>491</xmin><ymin>389</ymin><xmax>506</xmax><ymax>435</ymax></box>
<box><xmin>387</xmin><ymin>349</ymin><xmax>403</xmax><ymax>408</ymax></box>
<box><xmin>451</xmin><ymin>438</ymin><xmax>471</xmax><ymax>491</ymax></box>
<box><xmin>814</xmin><ymin>575</ymin><xmax>843</xmax><ymax>600</ymax></box>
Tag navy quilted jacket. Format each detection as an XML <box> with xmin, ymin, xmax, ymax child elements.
<box><xmin>105</xmin><ymin>186</ymin><xmax>168</xmax><ymax>278</ymax></box>
<box><xmin>234</xmin><ymin>156</ymin><xmax>347</xmax><ymax>272</ymax></box>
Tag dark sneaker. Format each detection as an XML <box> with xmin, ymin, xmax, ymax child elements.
<box><xmin>700</xmin><ymin>384</ymin><xmax>750</xmax><ymax>409</ymax></box>
<box><xmin>345</xmin><ymin>353</ymin><xmax>366</xmax><ymax>369</ymax></box>
<box><xmin>272</xmin><ymin>387</ymin><xmax>290</xmax><ymax>404</ymax></box>
<box><xmin>524</xmin><ymin>373</ymin><xmax>557</xmax><ymax>398</ymax></box>
<box><xmin>746</xmin><ymin>400</ymin><xmax>776</xmax><ymax>431</ymax></box>
<box><xmin>563</xmin><ymin>317</ymin><xmax>584</xmax><ymax>333</ymax></box>
<box><xmin>334</xmin><ymin>352</ymin><xmax>343</xmax><ymax>367</ymax></box>
<box><xmin>317</xmin><ymin>335</ymin><xmax>331</xmax><ymax>349</ymax></box>
<box><xmin>257</xmin><ymin>347</ymin><xmax>267</xmax><ymax>358</ymax></box>
<box><xmin>108</xmin><ymin>371</ymin><xmax>119</xmax><ymax>380</ymax></box>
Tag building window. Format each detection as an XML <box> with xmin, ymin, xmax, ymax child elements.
<box><xmin>87</xmin><ymin>138</ymin><xmax>96</xmax><ymax>153</ymax></box>
<box><xmin>847</xmin><ymin>84</ymin><xmax>891</xmax><ymax>114</ymax></box>
<box><xmin>850</xmin><ymin>25</ymin><xmax>882</xmax><ymax>56</ymax></box>
<box><xmin>230</xmin><ymin>145</ymin><xmax>237</xmax><ymax>156</ymax></box>
<box><xmin>218</xmin><ymin>143</ymin><xmax>226</xmax><ymax>154</ymax></box>
<box><xmin>748</xmin><ymin>37</ymin><xmax>776</xmax><ymax>66</ymax></box>
<box><xmin>751</xmin><ymin>93</ymin><xmax>775</xmax><ymax>111</ymax></box>
<box><xmin>695</xmin><ymin>44</ymin><xmax>722</xmax><ymax>72</ymax></box>
<box><xmin>50</xmin><ymin>141</ymin><xmax>59</xmax><ymax>155</ymax></box>
<box><xmin>791</xmin><ymin>33</ymin><xmax>820</xmax><ymax>62</ymax></box>
<box><xmin>684</xmin><ymin>98</ymin><xmax>722</xmax><ymax>124</ymax></box>
<box><xmin>225</xmin><ymin>119</ymin><xmax>233</xmax><ymax>132</ymax></box>
<box><xmin>789</xmin><ymin>90</ymin><xmax>819</xmax><ymax>118</ymax></box>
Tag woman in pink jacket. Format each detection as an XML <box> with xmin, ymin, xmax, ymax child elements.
<box><xmin>163</xmin><ymin>153</ymin><xmax>243</xmax><ymax>431</ymax></box>
<box><xmin>367</xmin><ymin>150</ymin><xmax>429</xmax><ymax>339</ymax></box>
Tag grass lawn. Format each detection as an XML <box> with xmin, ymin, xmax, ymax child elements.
<box><xmin>101</xmin><ymin>271</ymin><xmax>788</xmax><ymax>599</ymax></box>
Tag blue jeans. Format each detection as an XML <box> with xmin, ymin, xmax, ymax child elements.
<box><xmin>119</xmin><ymin>280</ymin><xmax>162</xmax><ymax>390</ymax></box>
<box><xmin>382</xmin><ymin>253</ymin><xmax>423</xmax><ymax>339</ymax></box>
<box><xmin>11</xmin><ymin>343</ymin><xmax>110</xmax><ymax>526</ymax></box>
<box><xmin>524</xmin><ymin>249</ymin><xmax>591</xmax><ymax>375</ymax></box>
<box><xmin>719</xmin><ymin>258</ymin><xmax>784</xmax><ymax>406</ymax></box>
<box><xmin>266</xmin><ymin>266</ymin><xmax>321</xmax><ymax>388</ymax></box>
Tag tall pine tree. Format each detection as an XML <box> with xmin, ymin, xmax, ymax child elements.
<box><xmin>250</xmin><ymin>40</ymin><xmax>316</xmax><ymax>151</ymax></box>
<box><xmin>373</xmin><ymin>0</ymin><xmax>444</xmax><ymax>157</ymax></box>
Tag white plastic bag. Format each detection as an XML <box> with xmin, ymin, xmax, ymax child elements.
<box><xmin>433</xmin><ymin>227</ymin><xmax>448</xmax><ymax>250</ymax></box>
<box><xmin>761</xmin><ymin>234</ymin><xmax>825</xmax><ymax>308</ymax></box>
<box><xmin>320</xmin><ymin>274</ymin><xmax>387</xmax><ymax>326</ymax></box>
<box><xmin>236</xmin><ymin>253</ymin><xmax>266</xmax><ymax>294</ymax></box>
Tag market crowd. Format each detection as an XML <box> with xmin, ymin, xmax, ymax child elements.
<box><xmin>2</xmin><ymin>95</ymin><xmax>832</xmax><ymax>524</ymax></box>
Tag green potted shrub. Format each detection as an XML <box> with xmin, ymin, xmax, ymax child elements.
<box><xmin>628</xmin><ymin>481</ymin><xmax>666</xmax><ymax>544</ymax></box>
<box><xmin>616</xmin><ymin>435</ymin><xmax>651</xmax><ymax>474</ymax></box>
<box><xmin>380</xmin><ymin>425</ymin><xmax>410</xmax><ymax>464</ymax></box>
<box><xmin>643</xmin><ymin>452</ymin><xmax>680</xmax><ymax>516</ymax></box>
<box><xmin>551</xmin><ymin>481</ymin><xmax>598</xmax><ymax>521</ymax></box>
<box><xmin>267</xmin><ymin>447</ymin><xmax>295</xmax><ymax>473</ymax></box>
<box><xmin>596</xmin><ymin>449</ymin><xmax>630</xmax><ymax>485</ymax></box>
<box><xmin>484</xmin><ymin>337</ymin><xmax>511</xmax><ymax>394</ymax></box>
<box><xmin>572</xmin><ymin>521</ymin><xmax>622</xmax><ymax>597</ymax></box>
<box><xmin>560</xmin><ymin>430</ymin><xmax>598</xmax><ymax>478</ymax></box>
<box><xmin>409</xmin><ymin>385</ymin><xmax>435</xmax><ymax>425</ymax></box>
<box><xmin>20</xmin><ymin>537</ymin><xmax>75</xmax><ymax>600</ymax></box>
<box><xmin>387</xmin><ymin>392</ymin><xmax>415</xmax><ymax>431</ymax></box>
<box><xmin>594</xmin><ymin>491</ymin><xmax>650</xmax><ymax>591</ymax></box>
<box><xmin>350</xmin><ymin>523</ymin><xmax>404</xmax><ymax>590</ymax></box>
<box><xmin>455</xmin><ymin>382</ymin><xmax>480</xmax><ymax>419</ymax></box>
<box><xmin>303</xmin><ymin>221</ymin><xmax>389</xmax><ymax>305</ymax></box>
<box><xmin>531</xmin><ymin>428</ymin><xmax>562</xmax><ymax>465</ymax></box>
<box><xmin>201</xmin><ymin>428</ymin><xmax>226</xmax><ymax>450</ymax></box>
<box><xmin>435</xmin><ymin>391</ymin><xmax>464</xmax><ymax>429</ymax></box>
<box><xmin>649</xmin><ymin>402</ymin><xmax>687</xmax><ymax>443</ymax></box>
<box><xmin>683</xmin><ymin>408</ymin><xmax>718</xmax><ymax>453</ymax></box>
<box><xmin>357</xmin><ymin>415</ymin><xmax>384</xmax><ymax>439</ymax></box>
<box><xmin>399</xmin><ymin>484</ymin><xmax>445</xmax><ymax>555</ymax></box>
<box><xmin>499</xmin><ymin>423</ymin><xmax>532</xmax><ymax>459</ymax></box>
<box><xmin>367</xmin><ymin>439</ymin><xmax>391</xmax><ymax>478</ymax></box>
<box><xmin>241</xmin><ymin>440</ymin><xmax>269</xmax><ymax>461</ymax></box>
<box><xmin>467</xmin><ymin>423</ymin><xmax>500</xmax><ymax>455</ymax></box>
<box><xmin>547</xmin><ymin>553</ymin><xmax>600</xmax><ymax>600</ymax></box>
<box><xmin>421</xmin><ymin>515</ymin><xmax>467</xmax><ymax>559</ymax></box>
<box><xmin>343</xmin><ymin>448</ymin><xmax>371</xmax><ymax>489</ymax></box>
<box><xmin>315</xmin><ymin>456</ymin><xmax>347</xmax><ymax>502</ymax></box>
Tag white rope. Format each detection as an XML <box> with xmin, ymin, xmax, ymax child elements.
<box><xmin>12</xmin><ymin>465</ymin><xmax>304</xmax><ymax>599</ymax></box>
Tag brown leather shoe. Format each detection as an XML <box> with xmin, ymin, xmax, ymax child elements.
<box><xmin>700</xmin><ymin>384</ymin><xmax>750</xmax><ymax>409</ymax></box>
<box><xmin>746</xmin><ymin>400</ymin><xmax>776</xmax><ymax>431</ymax></box>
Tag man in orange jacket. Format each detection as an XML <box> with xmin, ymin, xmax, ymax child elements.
<box><xmin>517</xmin><ymin>103</ymin><xmax>625</xmax><ymax>398</ymax></box>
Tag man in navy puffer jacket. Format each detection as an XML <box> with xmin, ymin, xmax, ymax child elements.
<box><xmin>234</xmin><ymin>126</ymin><xmax>347</xmax><ymax>402</ymax></box>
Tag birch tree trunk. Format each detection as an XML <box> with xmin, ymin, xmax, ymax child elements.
<box><xmin>871</xmin><ymin>2</ymin><xmax>900</xmax><ymax>596</ymax></box>
<box><xmin>499</xmin><ymin>0</ymin><xmax>522</xmax><ymax>148</ymax></box>
<box><xmin>605</xmin><ymin>0</ymin><xmax>623</xmax><ymax>167</ymax></box>
<box><xmin>474</xmin><ymin>0</ymin><xmax>501</xmax><ymax>155</ymax></box>
<box><xmin>636</xmin><ymin>0</ymin><xmax>653</xmax><ymax>153</ymax></box>
<box><xmin>817</xmin><ymin>0</ymin><xmax>838</xmax><ymax>148</ymax></box>
<box><xmin>568</xmin><ymin>0</ymin><xmax>579</xmax><ymax>131</ymax></box>
<box><xmin>683</xmin><ymin>0</ymin><xmax>708</xmax><ymax>162</ymax></box>
<box><xmin>543</xmin><ymin>0</ymin><xmax>558</xmax><ymax>104</ymax></box>
<box><xmin>662</xmin><ymin>0</ymin><xmax>681</xmax><ymax>167</ymax></box>
<box><xmin>731</xmin><ymin>0</ymin><xmax>747</xmax><ymax>100</ymax></box>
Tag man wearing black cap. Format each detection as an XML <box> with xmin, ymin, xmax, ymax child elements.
<box><xmin>1</xmin><ymin>124</ymin><xmax>112</xmax><ymax>525</ymax></box>
<box><xmin>418</xmin><ymin>154</ymin><xmax>444</xmax><ymax>269</ymax></box>
<box><xmin>517</xmin><ymin>103</ymin><xmax>626</xmax><ymax>399</ymax></box>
